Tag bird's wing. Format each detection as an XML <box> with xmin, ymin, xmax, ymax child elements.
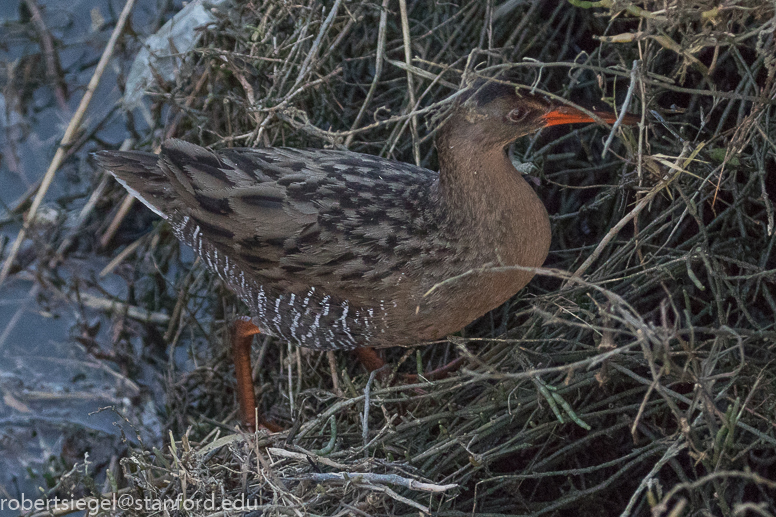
<box><xmin>97</xmin><ymin>139</ymin><xmax>440</xmax><ymax>300</ymax></box>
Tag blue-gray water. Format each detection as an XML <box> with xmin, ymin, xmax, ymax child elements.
<box><xmin>0</xmin><ymin>0</ymin><xmax>184</xmax><ymax>513</ymax></box>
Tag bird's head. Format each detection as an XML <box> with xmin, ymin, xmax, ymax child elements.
<box><xmin>440</xmin><ymin>81</ymin><xmax>637</xmax><ymax>149</ymax></box>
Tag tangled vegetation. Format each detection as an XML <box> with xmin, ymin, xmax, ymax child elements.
<box><xmin>11</xmin><ymin>0</ymin><xmax>776</xmax><ymax>515</ymax></box>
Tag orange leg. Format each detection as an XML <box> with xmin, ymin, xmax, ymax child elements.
<box><xmin>235</xmin><ymin>327</ymin><xmax>462</xmax><ymax>430</ymax></box>
<box><xmin>353</xmin><ymin>347</ymin><xmax>388</xmax><ymax>372</ymax></box>
<box><xmin>352</xmin><ymin>347</ymin><xmax>464</xmax><ymax>382</ymax></box>
<box><xmin>232</xmin><ymin>318</ymin><xmax>283</xmax><ymax>432</ymax></box>
<box><xmin>403</xmin><ymin>356</ymin><xmax>465</xmax><ymax>382</ymax></box>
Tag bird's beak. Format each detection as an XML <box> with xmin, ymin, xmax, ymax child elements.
<box><xmin>542</xmin><ymin>104</ymin><xmax>639</xmax><ymax>127</ymax></box>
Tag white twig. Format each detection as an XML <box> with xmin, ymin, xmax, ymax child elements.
<box><xmin>299</xmin><ymin>472</ymin><xmax>458</xmax><ymax>493</ymax></box>
<box><xmin>619</xmin><ymin>441</ymin><xmax>687</xmax><ymax>517</ymax></box>
<box><xmin>398</xmin><ymin>0</ymin><xmax>420</xmax><ymax>165</ymax></box>
<box><xmin>602</xmin><ymin>59</ymin><xmax>640</xmax><ymax>158</ymax></box>
<box><xmin>362</xmin><ymin>367</ymin><xmax>380</xmax><ymax>450</ymax></box>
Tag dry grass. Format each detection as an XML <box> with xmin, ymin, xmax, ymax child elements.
<box><xmin>26</xmin><ymin>0</ymin><xmax>776</xmax><ymax>515</ymax></box>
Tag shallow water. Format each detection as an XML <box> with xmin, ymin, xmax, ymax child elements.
<box><xmin>0</xmin><ymin>0</ymin><xmax>183</xmax><ymax>512</ymax></box>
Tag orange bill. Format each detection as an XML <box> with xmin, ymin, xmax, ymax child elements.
<box><xmin>542</xmin><ymin>104</ymin><xmax>640</xmax><ymax>127</ymax></box>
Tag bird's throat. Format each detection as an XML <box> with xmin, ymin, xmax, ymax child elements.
<box><xmin>437</xmin><ymin>139</ymin><xmax>551</xmax><ymax>271</ymax></box>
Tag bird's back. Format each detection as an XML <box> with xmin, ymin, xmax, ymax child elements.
<box><xmin>96</xmin><ymin>140</ymin><xmax>454</xmax><ymax>349</ymax></box>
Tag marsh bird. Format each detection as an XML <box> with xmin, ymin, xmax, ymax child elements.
<box><xmin>96</xmin><ymin>83</ymin><xmax>637</xmax><ymax>430</ymax></box>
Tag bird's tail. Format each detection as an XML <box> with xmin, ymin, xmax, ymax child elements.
<box><xmin>94</xmin><ymin>150</ymin><xmax>174</xmax><ymax>219</ymax></box>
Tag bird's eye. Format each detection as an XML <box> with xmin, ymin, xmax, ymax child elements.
<box><xmin>508</xmin><ymin>107</ymin><xmax>528</xmax><ymax>123</ymax></box>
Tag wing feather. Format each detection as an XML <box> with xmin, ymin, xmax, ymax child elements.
<box><xmin>96</xmin><ymin>139</ymin><xmax>441</xmax><ymax>304</ymax></box>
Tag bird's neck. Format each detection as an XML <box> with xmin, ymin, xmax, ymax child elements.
<box><xmin>435</xmin><ymin>132</ymin><xmax>551</xmax><ymax>269</ymax></box>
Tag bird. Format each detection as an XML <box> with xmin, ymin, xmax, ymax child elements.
<box><xmin>95</xmin><ymin>82</ymin><xmax>637</xmax><ymax>431</ymax></box>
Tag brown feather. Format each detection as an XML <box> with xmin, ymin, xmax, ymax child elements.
<box><xmin>95</xmin><ymin>85</ymin><xmax>635</xmax><ymax>350</ymax></box>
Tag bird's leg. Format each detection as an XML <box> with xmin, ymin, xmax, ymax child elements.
<box><xmin>352</xmin><ymin>347</ymin><xmax>387</xmax><ymax>372</ymax></box>
<box><xmin>403</xmin><ymin>356</ymin><xmax>465</xmax><ymax>382</ymax></box>
<box><xmin>232</xmin><ymin>317</ymin><xmax>282</xmax><ymax>432</ymax></box>
<box><xmin>352</xmin><ymin>347</ymin><xmax>464</xmax><ymax>382</ymax></box>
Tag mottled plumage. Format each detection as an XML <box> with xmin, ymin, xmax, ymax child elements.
<box><xmin>96</xmin><ymin>84</ymin><xmax>627</xmax><ymax>351</ymax></box>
